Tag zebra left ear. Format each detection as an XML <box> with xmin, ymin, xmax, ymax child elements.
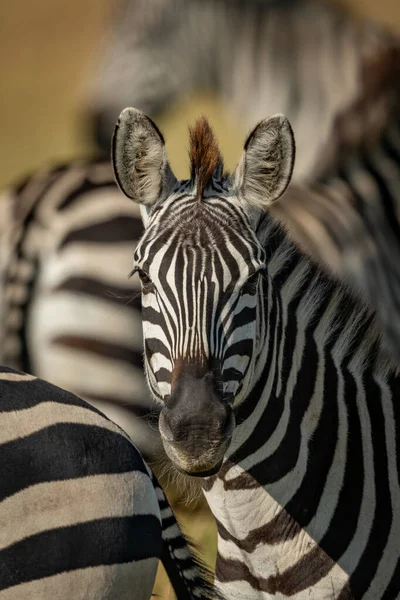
<box><xmin>234</xmin><ymin>114</ymin><xmax>295</xmax><ymax>211</ymax></box>
<box><xmin>112</xmin><ymin>107</ymin><xmax>177</xmax><ymax>218</ymax></box>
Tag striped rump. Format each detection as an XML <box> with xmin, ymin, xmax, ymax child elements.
<box><xmin>0</xmin><ymin>366</ymin><xmax>221</xmax><ymax>599</ymax></box>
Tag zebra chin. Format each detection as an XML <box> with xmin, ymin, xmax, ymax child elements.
<box><xmin>160</xmin><ymin>436</ymin><xmax>230</xmax><ymax>478</ymax></box>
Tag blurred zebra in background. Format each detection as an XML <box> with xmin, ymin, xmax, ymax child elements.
<box><xmin>0</xmin><ymin>365</ymin><xmax>219</xmax><ymax>599</ymax></box>
<box><xmin>2</xmin><ymin>0</ymin><xmax>400</xmax><ymax>465</ymax></box>
<box><xmin>0</xmin><ymin>161</ymin><xmax>158</xmax><ymax>459</ymax></box>
<box><xmin>273</xmin><ymin>41</ymin><xmax>400</xmax><ymax>360</ymax></box>
<box><xmin>87</xmin><ymin>0</ymin><xmax>396</xmax><ymax>181</ymax></box>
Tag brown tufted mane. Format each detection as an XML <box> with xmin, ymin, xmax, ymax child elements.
<box><xmin>189</xmin><ymin>117</ymin><xmax>223</xmax><ymax>201</ymax></box>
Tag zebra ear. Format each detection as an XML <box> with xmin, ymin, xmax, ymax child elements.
<box><xmin>112</xmin><ymin>107</ymin><xmax>177</xmax><ymax>212</ymax></box>
<box><xmin>234</xmin><ymin>114</ymin><xmax>295</xmax><ymax>210</ymax></box>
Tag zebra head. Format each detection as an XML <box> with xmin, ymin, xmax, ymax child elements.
<box><xmin>113</xmin><ymin>108</ymin><xmax>295</xmax><ymax>476</ymax></box>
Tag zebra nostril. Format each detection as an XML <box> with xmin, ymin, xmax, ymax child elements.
<box><xmin>159</xmin><ymin>411</ymin><xmax>174</xmax><ymax>442</ymax></box>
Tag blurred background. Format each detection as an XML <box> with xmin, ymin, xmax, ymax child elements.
<box><xmin>1</xmin><ymin>1</ymin><xmax>400</xmax><ymax>598</ymax></box>
<box><xmin>1</xmin><ymin>0</ymin><xmax>400</xmax><ymax>189</ymax></box>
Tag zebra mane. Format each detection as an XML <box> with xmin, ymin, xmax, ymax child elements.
<box><xmin>189</xmin><ymin>117</ymin><xmax>223</xmax><ymax>201</ymax></box>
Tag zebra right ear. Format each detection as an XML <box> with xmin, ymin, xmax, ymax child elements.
<box><xmin>112</xmin><ymin>107</ymin><xmax>177</xmax><ymax>214</ymax></box>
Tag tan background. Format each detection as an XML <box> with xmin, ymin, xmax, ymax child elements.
<box><xmin>1</xmin><ymin>0</ymin><xmax>400</xmax><ymax>189</ymax></box>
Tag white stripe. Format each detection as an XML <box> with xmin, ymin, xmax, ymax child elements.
<box><xmin>0</xmin><ymin>471</ymin><xmax>159</xmax><ymax>551</ymax></box>
<box><xmin>0</xmin><ymin>401</ymin><xmax>127</xmax><ymax>445</ymax></box>
<box><xmin>0</xmin><ymin>372</ymin><xmax>36</xmax><ymax>382</ymax></box>
<box><xmin>0</xmin><ymin>561</ymin><xmax>157</xmax><ymax>600</ymax></box>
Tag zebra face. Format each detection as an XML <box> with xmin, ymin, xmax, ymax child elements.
<box><xmin>132</xmin><ymin>200</ymin><xmax>264</xmax><ymax>475</ymax></box>
<box><xmin>113</xmin><ymin>108</ymin><xmax>295</xmax><ymax>475</ymax></box>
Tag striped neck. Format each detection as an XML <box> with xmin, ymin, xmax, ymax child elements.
<box><xmin>203</xmin><ymin>214</ymin><xmax>400</xmax><ymax>599</ymax></box>
<box><xmin>231</xmin><ymin>215</ymin><xmax>392</xmax><ymax>451</ymax></box>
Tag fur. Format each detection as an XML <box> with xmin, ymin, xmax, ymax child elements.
<box><xmin>112</xmin><ymin>107</ymin><xmax>175</xmax><ymax>207</ymax></box>
<box><xmin>235</xmin><ymin>114</ymin><xmax>295</xmax><ymax>210</ymax></box>
<box><xmin>189</xmin><ymin>116</ymin><xmax>223</xmax><ymax>201</ymax></box>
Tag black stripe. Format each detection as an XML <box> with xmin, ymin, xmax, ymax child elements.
<box><xmin>52</xmin><ymin>276</ymin><xmax>142</xmax><ymax>311</ymax></box>
<box><xmin>83</xmin><ymin>392</ymin><xmax>156</xmax><ymax>420</ymax></box>
<box><xmin>246</xmin><ymin>303</ymin><xmax>319</xmax><ymax>485</ymax></box>
<box><xmin>58</xmin><ymin>215</ymin><xmax>143</xmax><ymax>250</ymax></box>
<box><xmin>222</xmin><ymin>367</ymin><xmax>243</xmax><ymax>383</ymax></box>
<box><xmin>0</xmin><ymin>515</ymin><xmax>161</xmax><ymax>591</ymax></box>
<box><xmin>223</xmin><ymin>339</ymin><xmax>253</xmax><ymax>363</ymax></box>
<box><xmin>14</xmin><ymin>174</ymin><xmax>36</xmax><ymax>196</ymax></box>
<box><xmin>345</xmin><ymin>371</ymin><xmax>393</xmax><ymax>597</ymax></box>
<box><xmin>233</xmin><ymin>280</ymin><xmax>278</xmax><ymax>425</ymax></box>
<box><xmin>0</xmin><ymin>423</ymin><xmax>146</xmax><ymax>502</ymax></box>
<box><xmin>317</xmin><ymin>360</ymin><xmax>363</xmax><ymax>561</ymax></box>
<box><xmin>52</xmin><ymin>335</ymin><xmax>144</xmax><ymax>369</ymax></box>
<box><xmin>0</xmin><ymin>376</ymin><xmax>102</xmax><ymax>413</ymax></box>
<box><xmin>0</xmin><ymin>366</ymin><xmax>26</xmax><ymax>375</ymax></box>
<box><xmin>382</xmin><ymin>557</ymin><xmax>400</xmax><ymax>599</ymax></box>
<box><xmin>57</xmin><ymin>179</ymin><xmax>114</xmax><ymax>211</ymax></box>
<box><xmin>283</xmin><ymin>341</ymin><xmax>339</xmax><ymax>530</ymax></box>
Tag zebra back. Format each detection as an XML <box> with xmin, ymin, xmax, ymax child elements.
<box><xmin>0</xmin><ymin>365</ymin><xmax>221</xmax><ymax>599</ymax></box>
<box><xmin>0</xmin><ymin>364</ymin><xmax>161</xmax><ymax>599</ymax></box>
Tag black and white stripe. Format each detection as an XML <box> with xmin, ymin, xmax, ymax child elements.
<box><xmin>0</xmin><ymin>365</ymin><xmax>220</xmax><ymax>599</ymax></box>
<box><xmin>0</xmin><ymin>160</ymin><xmax>159</xmax><ymax>459</ymax></box>
<box><xmin>112</xmin><ymin>108</ymin><xmax>400</xmax><ymax>599</ymax></box>
<box><xmin>2</xmin><ymin>1</ymin><xmax>400</xmax><ymax>465</ymax></box>
<box><xmin>272</xmin><ymin>112</ymin><xmax>400</xmax><ymax>361</ymax></box>
<box><xmin>4</xmin><ymin>110</ymin><xmax>400</xmax><ymax>466</ymax></box>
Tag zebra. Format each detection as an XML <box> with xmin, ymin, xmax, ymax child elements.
<box><xmin>0</xmin><ymin>160</ymin><xmax>159</xmax><ymax>461</ymax></box>
<box><xmin>112</xmin><ymin>106</ymin><xmax>400</xmax><ymax>599</ymax></box>
<box><xmin>0</xmin><ymin>365</ymin><xmax>220</xmax><ymax>599</ymax></box>
<box><xmin>3</xmin><ymin>81</ymin><xmax>400</xmax><ymax>470</ymax></box>
<box><xmin>3</xmin><ymin>38</ymin><xmax>400</xmax><ymax>468</ymax></box>
<box><xmin>270</xmin><ymin>41</ymin><xmax>400</xmax><ymax>362</ymax></box>
<box><xmin>87</xmin><ymin>0</ymin><xmax>397</xmax><ymax>182</ymax></box>
<box><xmin>2</xmin><ymin>0</ymin><xmax>400</xmax><ymax>465</ymax></box>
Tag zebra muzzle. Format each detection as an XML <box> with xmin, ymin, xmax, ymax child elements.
<box><xmin>158</xmin><ymin>386</ymin><xmax>235</xmax><ymax>477</ymax></box>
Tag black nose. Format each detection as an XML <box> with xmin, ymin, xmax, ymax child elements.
<box><xmin>159</xmin><ymin>402</ymin><xmax>235</xmax><ymax>445</ymax></box>
<box><xmin>158</xmin><ymin>370</ymin><xmax>235</xmax><ymax>450</ymax></box>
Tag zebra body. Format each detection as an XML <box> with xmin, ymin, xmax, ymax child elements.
<box><xmin>112</xmin><ymin>108</ymin><xmax>400</xmax><ymax>598</ymax></box>
<box><xmin>0</xmin><ymin>160</ymin><xmax>158</xmax><ymax>459</ymax></box>
<box><xmin>271</xmin><ymin>108</ymin><xmax>400</xmax><ymax>361</ymax></box>
<box><xmin>0</xmin><ymin>365</ymin><xmax>219</xmax><ymax>599</ymax></box>
<box><xmin>88</xmin><ymin>0</ymin><xmax>396</xmax><ymax>181</ymax></box>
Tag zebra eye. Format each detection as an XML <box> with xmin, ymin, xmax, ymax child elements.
<box><xmin>248</xmin><ymin>272</ymin><xmax>259</xmax><ymax>284</ymax></box>
<box><xmin>242</xmin><ymin>270</ymin><xmax>262</xmax><ymax>294</ymax></box>
<box><xmin>247</xmin><ymin>272</ymin><xmax>260</xmax><ymax>286</ymax></box>
<box><xmin>137</xmin><ymin>269</ymin><xmax>153</xmax><ymax>288</ymax></box>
